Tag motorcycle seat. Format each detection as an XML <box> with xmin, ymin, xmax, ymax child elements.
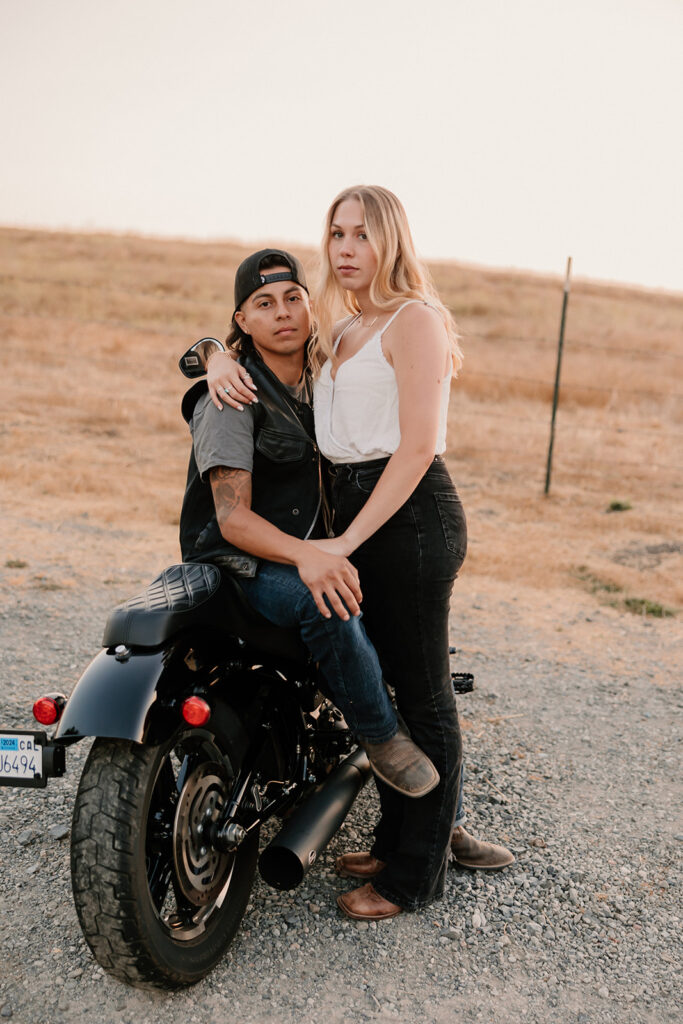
<box><xmin>102</xmin><ymin>563</ymin><xmax>309</xmax><ymax>665</ymax></box>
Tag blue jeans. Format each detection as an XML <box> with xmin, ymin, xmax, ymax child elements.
<box><xmin>239</xmin><ymin>561</ymin><xmax>398</xmax><ymax>745</ymax></box>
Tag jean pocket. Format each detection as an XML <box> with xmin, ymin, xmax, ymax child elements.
<box><xmin>434</xmin><ymin>492</ymin><xmax>467</xmax><ymax>566</ymax></box>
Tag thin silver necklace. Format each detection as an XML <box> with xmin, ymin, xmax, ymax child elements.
<box><xmin>358</xmin><ymin>312</ymin><xmax>379</xmax><ymax>328</ymax></box>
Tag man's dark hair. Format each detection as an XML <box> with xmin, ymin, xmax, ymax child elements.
<box><xmin>224</xmin><ymin>321</ymin><xmax>251</xmax><ymax>357</ymax></box>
<box><xmin>225</xmin><ymin>254</ymin><xmax>291</xmax><ymax>356</ymax></box>
<box><xmin>225</xmin><ymin>253</ymin><xmax>312</xmax><ymax>358</ymax></box>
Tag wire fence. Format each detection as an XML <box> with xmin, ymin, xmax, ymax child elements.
<box><xmin>461</xmin><ymin>367</ymin><xmax>683</xmax><ymax>403</ymax></box>
<box><xmin>466</xmin><ymin>331</ymin><xmax>683</xmax><ymax>360</ymax></box>
<box><xmin>460</xmin><ymin>405</ymin><xmax>683</xmax><ymax>445</ymax></box>
<box><xmin>453</xmin><ymin>319</ymin><xmax>682</xmax><ymax>495</ymax></box>
<box><xmin>3</xmin><ymin>267</ymin><xmax>682</xmax><ymax>496</ymax></box>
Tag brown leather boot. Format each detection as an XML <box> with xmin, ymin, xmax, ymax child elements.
<box><xmin>363</xmin><ymin>729</ymin><xmax>439</xmax><ymax>798</ymax></box>
<box><xmin>337</xmin><ymin>883</ymin><xmax>402</xmax><ymax>921</ymax></box>
<box><xmin>335</xmin><ymin>852</ymin><xmax>386</xmax><ymax>879</ymax></box>
<box><xmin>450</xmin><ymin>826</ymin><xmax>515</xmax><ymax>870</ymax></box>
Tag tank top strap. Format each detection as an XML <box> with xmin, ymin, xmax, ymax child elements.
<box><xmin>379</xmin><ymin>299</ymin><xmax>431</xmax><ymax>335</ymax></box>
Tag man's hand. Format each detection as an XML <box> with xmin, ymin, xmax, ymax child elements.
<box><xmin>210</xmin><ymin>467</ymin><xmax>361</xmax><ymax>620</ymax></box>
<box><xmin>295</xmin><ymin>543</ymin><xmax>362</xmax><ymax>621</ymax></box>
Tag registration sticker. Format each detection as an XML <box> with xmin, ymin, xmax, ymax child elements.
<box><xmin>0</xmin><ymin>731</ymin><xmax>45</xmax><ymax>787</ymax></box>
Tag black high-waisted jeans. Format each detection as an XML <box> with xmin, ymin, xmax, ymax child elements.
<box><xmin>332</xmin><ymin>455</ymin><xmax>466</xmax><ymax>910</ymax></box>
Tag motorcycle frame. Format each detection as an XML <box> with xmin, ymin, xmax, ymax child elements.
<box><xmin>47</xmin><ymin>624</ymin><xmax>355</xmax><ymax>851</ymax></box>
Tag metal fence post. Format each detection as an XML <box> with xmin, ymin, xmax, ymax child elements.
<box><xmin>544</xmin><ymin>257</ymin><xmax>573</xmax><ymax>494</ymax></box>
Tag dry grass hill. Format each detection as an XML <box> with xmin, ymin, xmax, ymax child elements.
<box><xmin>1</xmin><ymin>226</ymin><xmax>681</xmax><ymax>641</ymax></box>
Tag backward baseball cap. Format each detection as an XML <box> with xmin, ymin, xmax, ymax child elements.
<box><xmin>233</xmin><ymin>248</ymin><xmax>308</xmax><ymax>317</ymax></box>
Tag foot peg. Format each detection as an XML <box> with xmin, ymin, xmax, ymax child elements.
<box><xmin>451</xmin><ymin>672</ymin><xmax>474</xmax><ymax>694</ymax></box>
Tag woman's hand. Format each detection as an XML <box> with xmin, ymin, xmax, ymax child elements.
<box><xmin>308</xmin><ymin>536</ymin><xmax>354</xmax><ymax>558</ymax></box>
<box><xmin>207</xmin><ymin>351</ymin><xmax>259</xmax><ymax>411</ymax></box>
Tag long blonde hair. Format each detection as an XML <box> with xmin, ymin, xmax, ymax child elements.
<box><xmin>312</xmin><ymin>185</ymin><xmax>462</xmax><ymax>375</ymax></box>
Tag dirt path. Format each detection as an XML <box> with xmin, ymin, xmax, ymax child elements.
<box><xmin>0</xmin><ymin>510</ymin><xmax>680</xmax><ymax>1024</ymax></box>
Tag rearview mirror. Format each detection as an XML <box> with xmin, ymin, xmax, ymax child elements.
<box><xmin>178</xmin><ymin>338</ymin><xmax>226</xmax><ymax>379</ymax></box>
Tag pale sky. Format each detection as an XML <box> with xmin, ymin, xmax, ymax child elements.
<box><xmin>1</xmin><ymin>0</ymin><xmax>681</xmax><ymax>291</ymax></box>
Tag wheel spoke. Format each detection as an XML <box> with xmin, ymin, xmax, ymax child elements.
<box><xmin>159</xmin><ymin>755</ymin><xmax>181</xmax><ymax>801</ymax></box>
<box><xmin>147</xmin><ymin>848</ymin><xmax>173</xmax><ymax>910</ymax></box>
<box><xmin>171</xmin><ymin>873</ymin><xmax>196</xmax><ymax>919</ymax></box>
<box><xmin>145</xmin><ymin>757</ymin><xmax>180</xmax><ymax>911</ymax></box>
<box><xmin>175</xmin><ymin>751</ymin><xmax>191</xmax><ymax>793</ymax></box>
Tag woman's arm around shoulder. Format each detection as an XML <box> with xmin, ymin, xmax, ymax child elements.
<box><xmin>206</xmin><ymin>350</ymin><xmax>259</xmax><ymax>411</ymax></box>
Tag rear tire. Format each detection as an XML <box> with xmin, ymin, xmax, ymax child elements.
<box><xmin>71</xmin><ymin>713</ymin><xmax>258</xmax><ymax>988</ymax></box>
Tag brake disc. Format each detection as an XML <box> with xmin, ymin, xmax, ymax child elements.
<box><xmin>173</xmin><ymin>760</ymin><xmax>233</xmax><ymax>906</ymax></box>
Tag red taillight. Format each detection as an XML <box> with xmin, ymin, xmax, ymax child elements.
<box><xmin>181</xmin><ymin>696</ymin><xmax>211</xmax><ymax>727</ymax></box>
<box><xmin>33</xmin><ymin>697</ymin><xmax>60</xmax><ymax>725</ymax></box>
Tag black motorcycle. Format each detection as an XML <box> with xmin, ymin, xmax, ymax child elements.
<box><xmin>1</xmin><ymin>562</ymin><xmax>371</xmax><ymax>988</ymax></box>
<box><xmin>1</xmin><ymin>338</ymin><xmax>474</xmax><ymax>989</ymax></box>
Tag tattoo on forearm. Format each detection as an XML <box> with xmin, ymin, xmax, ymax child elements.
<box><xmin>210</xmin><ymin>467</ymin><xmax>252</xmax><ymax>527</ymax></box>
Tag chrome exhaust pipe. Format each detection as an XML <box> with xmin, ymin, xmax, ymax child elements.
<box><xmin>258</xmin><ymin>747</ymin><xmax>371</xmax><ymax>890</ymax></box>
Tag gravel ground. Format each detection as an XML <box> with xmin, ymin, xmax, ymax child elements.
<box><xmin>0</xmin><ymin>551</ymin><xmax>681</xmax><ymax>1024</ymax></box>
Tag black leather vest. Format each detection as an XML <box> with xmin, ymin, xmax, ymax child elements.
<box><xmin>179</xmin><ymin>346</ymin><xmax>326</xmax><ymax>576</ymax></box>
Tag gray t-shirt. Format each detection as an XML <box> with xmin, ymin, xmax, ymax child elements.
<box><xmin>190</xmin><ymin>378</ymin><xmax>311</xmax><ymax>480</ymax></box>
<box><xmin>191</xmin><ymin>393</ymin><xmax>257</xmax><ymax>480</ymax></box>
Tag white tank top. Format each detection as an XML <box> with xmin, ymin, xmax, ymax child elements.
<box><xmin>313</xmin><ymin>300</ymin><xmax>451</xmax><ymax>464</ymax></box>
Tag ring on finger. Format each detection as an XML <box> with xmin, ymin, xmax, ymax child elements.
<box><xmin>222</xmin><ymin>385</ymin><xmax>233</xmax><ymax>395</ymax></box>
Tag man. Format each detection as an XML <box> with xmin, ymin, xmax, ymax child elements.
<box><xmin>181</xmin><ymin>247</ymin><xmax>514</xmax><ymax>871</ymax></box>
<box><xmin>179</xmin><ymin>248</ymin><xmax>438</xmax><ymax>800</ymax></box>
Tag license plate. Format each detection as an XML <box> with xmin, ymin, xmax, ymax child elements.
<box><xmin>0</xmin><ymin>731</ymin><xmax>47</xmax><ymax>788</ymax></box>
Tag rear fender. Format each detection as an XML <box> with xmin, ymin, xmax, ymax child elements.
<box><xmin>54</xmin><ymin>643</ymin><xmax>290</xmax><ymax>774</ymax></box>
<box><xmin>54</xmin><ymin>647</ymin><xmax>169</xmax><ymax>744</ymax></box>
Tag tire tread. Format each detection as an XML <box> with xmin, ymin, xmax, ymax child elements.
<box><xmin>71</xmin><ymin>733</ymin><xmax>256</xmax><ymax>988</ymax></box>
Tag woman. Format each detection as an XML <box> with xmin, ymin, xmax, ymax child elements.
<box><xmin>208</xmin><ymin>186</ymin><xmax>508</xmax><ymax>917</ymax></box>
<box><xmin>310</xmin><ymin>186</ymin><xmax>465</xmax><ymax>919</ymax></box>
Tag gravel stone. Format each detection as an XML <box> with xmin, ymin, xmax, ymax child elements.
<box><xmin>48</xmin><ymin>824</ymin><xmax>70</xmax><ymax>841</ymax></box>
<box><xmin>16</xmin><ymin>829</ymin><xmax>38</xmax><ymax>847</ymax></box>
<box><xmin>0</xmin><ymin>560</ymin><xmax>680</xmax><ymax>1024</ymax></box>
